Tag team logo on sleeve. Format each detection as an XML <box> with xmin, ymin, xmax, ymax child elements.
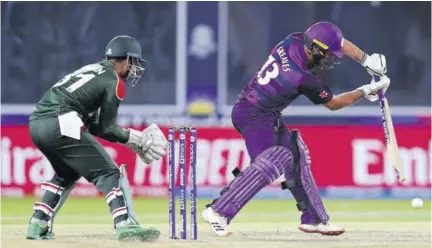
<box><xmin>319</xmin><ymin>91</ymin><xmax>328</xmax><ymax>98</ymax></box>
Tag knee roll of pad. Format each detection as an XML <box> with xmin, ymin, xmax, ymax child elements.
<box><xmin>210</xmin><ymin>146</ymin><xmax>293</xmax><ymax>222</ymax></box>
<box><xmin>220</xmin><ymin>146</ymin><xmax>291</xmax><ymax>196</ymax></box>
<box><xmin>253</xmin><ymin>146</ymin><xmax>293</xmax><ymax>183</ymax></box>
<box><xmin>205</xmin><ymin>168</ymin><xmax>242</xmax><ymax>208</ymax></box>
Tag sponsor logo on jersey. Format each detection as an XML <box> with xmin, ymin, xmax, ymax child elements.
<box><xmin>319</xmin><ymin>90</ymin><xmax>328</xmax><ymax>98</ymax></box>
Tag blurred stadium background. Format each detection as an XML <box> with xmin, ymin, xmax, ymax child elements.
<box><xmin>1</xmin><ymin>0</ymin><xmax>431</xmax><ymax>222</ymax></box>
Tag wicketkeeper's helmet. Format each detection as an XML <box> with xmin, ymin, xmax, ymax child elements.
<box><xmin>105</xmin><ymin>35</ymin><xmax>146</xmax><ymax>86</ymax></box>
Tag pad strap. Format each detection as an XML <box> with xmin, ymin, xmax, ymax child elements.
<box><xmin>41</xmin><ymin>182</ymin><xmax>65</xmax><ymax>195</ymax></box>
<box><xmin>33</xmin><ymin>179</ymin><xmax>76</xmax><ymax>233</ymax></box>
<box><xmin>283</xmin><ymin>129</ymin><xmax>329</xmax><ymax>223</ymax></box>
<box><xmin>33</xmin><ymin>202</ymin><xmax>55</xmax><ymax>217</ymax></box>
<box><xmin>106</xmin><ymin>187</ymin><xmax>123</xmax><ymax>204</ymax></box>
<box><xmin>112</xmin><ymin>206</ymin><xmax>128</xmax><ymax>220</ymax></box>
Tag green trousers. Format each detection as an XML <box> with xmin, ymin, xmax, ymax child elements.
<box><xmin>29</xmin><ymin>117</ymin><xmax>119</xmax><ymax>185</ymax></box>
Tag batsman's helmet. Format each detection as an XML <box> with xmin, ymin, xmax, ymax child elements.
<box><xmin>105</xmin><ymin>35</ymin><xmax>145</xmax><ymax>86</ymax></box>
<box><xmin>304</xmin><ymin>22</ymin><xmax>344</xmax><ymax>70</ymax></box>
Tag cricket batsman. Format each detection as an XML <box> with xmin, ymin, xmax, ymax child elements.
<box><xmin>202</xmin><ymin>22</ymin><xmax>390</xmax><ymax>236</ymax></box>
<box><xmin>26</xmin><ymin>35</ymin><xmax>168</xmax><ymax>241</ymax></box>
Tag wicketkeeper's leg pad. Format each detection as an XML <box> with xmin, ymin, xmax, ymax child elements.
<box><xmin>119</xmin><ymin>164</ymin><xmax>139</xmax><ymax>225</ymax></box>
<box><xmin>93</xmin><ymin>168</ymin><xmax>129</xmax><ymax>226</ymax></box>
<box><xmin>281</xmin><ymin>130</ymin><xmax>329</xmax><ymax>224</ymax></box>
<box><xmin>32</xmin><ymin>174</ymin><xmax>76</xmax><ymax>232</ymax></box>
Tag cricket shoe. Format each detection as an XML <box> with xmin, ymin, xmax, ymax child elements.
<box><xmin>116</xmin><ymin>220</ymin><xmax>160</xmax><ymax>242</ymax></box>
<box><xmin>298</xmin><ymin>222</ymin><xmax>345</xmax><ymax>236</ymax></box>
<box><xmin>202</xmin><ymin>207</ymin><xmax>232</xmax><ymax>237</ymax></box>
<box><xmin>26</xmin><ymin>219</ymin><xmax>55</xmax><ymax>240</ymax></box>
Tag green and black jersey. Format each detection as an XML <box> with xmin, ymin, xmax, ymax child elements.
<box><xmin>30</xmin><ymin>60</ymin><xmax>129</xmax><ymax>143</ymax></box>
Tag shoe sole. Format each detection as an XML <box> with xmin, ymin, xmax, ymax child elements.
<box><xmin>202</xmin><ymin>211</ymin><xmax>233</xmax><ymax>237</ymax></box>
<box><xmin>117</xmin><ymin>227</ymin><xmax>160</xmax><ymax>242</ymax></box>
<box><xmin>26</xmin><ymin>234</ymin><xmax>55</xmax><ymax>240</ymax></box>
<box><xmin>298</xmin><ymin>226</ymin><xmax>345</xmax><ymax>236</ymax></box>
<box><xmin>206</xmin><ymin>221</ymin><xmax>233</xmax><ymax>237</ymax></box>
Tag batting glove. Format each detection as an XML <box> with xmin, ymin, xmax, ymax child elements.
<box><xmin>357</xmin><ymin>76</ymin><xmax>391</xmax><ymax>102</ymax></box>
<box><xmin>360</xmin><ymin>53</ymin><xmax>387</xmax><ymax>77</ymax></box>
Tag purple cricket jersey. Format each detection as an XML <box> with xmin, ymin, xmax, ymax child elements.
<box><xmin>239</xmin><ymin>33</ymin><xmax>334</xmax><ymax>112</ymax></box>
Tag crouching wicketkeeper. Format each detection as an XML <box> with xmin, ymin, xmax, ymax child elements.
<box><xmin>26</xmin><ymin>35</ymin><xmax>168</xmax><ymax>242</ymax></box>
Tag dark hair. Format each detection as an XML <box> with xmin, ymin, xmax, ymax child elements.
<box><xmin>106</xmin><ymin>56</ymin><xmax>127</xmax><ymax>63</ymax></box>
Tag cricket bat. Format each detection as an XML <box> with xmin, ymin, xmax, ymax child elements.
<box><xmin>375</xmin><ymin>76</ymin><xmax>406</xmax><ymax>182</ymax></box>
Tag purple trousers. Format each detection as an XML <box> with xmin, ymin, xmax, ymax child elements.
<box><xmin>229</xmin><ymin>99</ymin><xmax>323</xmax><ymax>224</ymax></box>
<box><xmin>231</xmin><ymin>100</ymin><xmax>294</xmax><ymax>162</ymax></box>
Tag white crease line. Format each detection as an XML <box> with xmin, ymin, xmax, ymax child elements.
<box><xmin>1</xmin><ymin>212</ymin><xmax>429</xmax><ymax>220</ymax></box>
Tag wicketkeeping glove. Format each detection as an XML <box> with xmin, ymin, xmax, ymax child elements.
<box><xmin>125</xmin><ymin>128</ymin><xmax>153</xmax><ymax>152</ymax></box>
<box><xmin>137</xmin><ymin>150</ymin><xmax>155</xmax><ymax>164</ymax></box>
<box><xmin>143</xmin><ymin>124</ymin><xmax>168</xmax><ymax>149</ymax></box>
<box><xmin>125</xmin><ymin>124</ymin><xmax>168</xmax><ymax>164</ymax></box>
<box><xmin>141</xmin><ymin>124</ymin><xmax>168</xmax><ymax>161</ymax></box>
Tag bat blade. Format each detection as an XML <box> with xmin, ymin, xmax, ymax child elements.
<box><xmin>379</xmin><ymin>98</ymin><xmax>406</xmax><ymax>182</ymax></box>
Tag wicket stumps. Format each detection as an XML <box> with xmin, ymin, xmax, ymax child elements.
<box><xmin>168</xmin><ymin>126</ymin><xmax>197</xmax><ymax>240</ymax></box>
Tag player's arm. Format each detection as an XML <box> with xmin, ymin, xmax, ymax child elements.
<box><xmin>299</xmin><ymin>81</ymin><xmax>362</xmax><ymax>111</ymax></box>
<box><xmin>325</xmin><ymin>76</ymin><xmax>391</xmax><ymax>110</ymax></box>
<box><xmin>85</xmin><ymin>109</ymin><xmax>101</xmax><ymax>133</ymax></box>
<box><xmin>324</xmin><ymin>90</ymin><xmax>363</xmax><ymax>111</ymax></box>
<box><xmin>88</xmin><ymin>78</ymin><xmax>168</xmax><ymax>164</ymax></box>
<box><xmin>342</xmin><ymin>39</ymin><xmax>387</xmax><ymax>76</ymax></box>
<box><xmin>299</xmin><ymin>75</ymin><xmax>341</xmax><ymax>109</ymax></box>
<box><xmin>89</xmin><ymin>80</ymin><xmax>129</xmax><ymax>143</ymax></box>
<box><xmin>342</xmin><ymin>39</ymin><xmax>365</xmax><ymax>62</ymax></box>
<box><xmin>299</xmin><ymin>75</ymin><xmax>390</xmax><ymax>111</ymax></box>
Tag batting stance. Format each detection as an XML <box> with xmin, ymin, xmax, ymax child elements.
<box><xmin>202</xmin><ymin>22</ymin><xmax>390</xmax><ymax>236</ymax></box>
<box><xmin>26</xmin><ymin>35</ymin><xmax>168</xmax><ymax>241</ymax></box>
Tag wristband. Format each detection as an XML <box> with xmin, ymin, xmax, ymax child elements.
<box><xmin>359</xmin><ymin>53</ymin><xmax>369</xmax><ymax>66</ymax></box>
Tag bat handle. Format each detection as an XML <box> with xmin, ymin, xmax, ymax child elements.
<box><xmin>374</xmin><ymin>75</ymin><xmax>386</xmax><ymax>100</ymax></box>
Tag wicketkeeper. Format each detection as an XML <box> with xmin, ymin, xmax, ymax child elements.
<box><xmin>26</xmin><ymin>35</ymin><xmax>168</xmax><ymax>241</ymax></box>
<box><xmin>202</xmin><ymin>21</ymin><xmax>390</xmax><ymax>236</ymax></box>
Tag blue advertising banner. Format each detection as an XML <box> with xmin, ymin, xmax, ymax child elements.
<box><xmin>186</xmin><ymin>1</ymin><xmax>219</xmax><ymax>117</ymax></box>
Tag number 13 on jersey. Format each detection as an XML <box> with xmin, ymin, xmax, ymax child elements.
<box><xmin>257</xmin><ymin>56</ymin><xmax>279</xmax><ymax>85</ymax></box>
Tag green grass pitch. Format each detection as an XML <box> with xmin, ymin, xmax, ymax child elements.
<box><xmin>2</xmin><ymin>197</ymin><xmax>430</xmax><ymax>224</ymax></box>
<box><xmin>2</xmin><ymin>197</ymin><xmax>431</xmax><ymax>248</ymax></box>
